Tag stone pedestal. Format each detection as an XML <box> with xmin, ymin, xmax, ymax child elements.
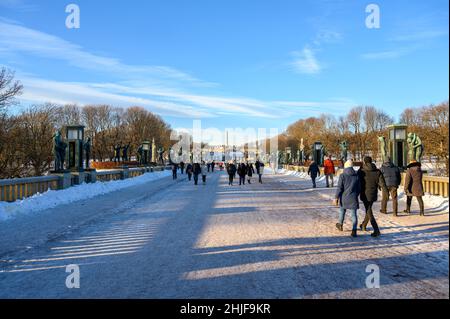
<box><xmin>51</xmin><ymin>171</ymin><xmax>72</xmax><ymax>189</ymax></box>
<box><xmin>86</xmin><ymin>169</ymin><xmax>97</xmax><ymax>183</ymax></box>
<box><xmin>120</xmin><ymin>167</ymin><xmax>129</xmax><ymax>180</ymax></box>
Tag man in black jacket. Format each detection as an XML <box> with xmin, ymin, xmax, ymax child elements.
<box><xmin>238</xmin><ymin>163</ymin><xmax>247</xmax><ymax>185</ymax></box>
<box><xmin>308</xmin><ymin>161</ymin><xmax>320</xmax><ymax>188</ymax></box>
<box><xmin>193</xmin><ymin>163</ymin><xmax>201</xmax><ymax>185</ymax></box>
<box><xmin>358</xmin><ymin>156</ymin><xmax>388</xmax><ymax>237</ymax></box>
<box><xmin>380</xmin><ymin>158</ymin><xmax>401</xmax><ymax>216</ymax></box>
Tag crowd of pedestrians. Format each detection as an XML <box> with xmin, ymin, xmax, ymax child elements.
<box><xmin>172</xmin><ymin>155</ymin><xmax>426</xmax><ymax>239</ymax></box>
<box><xmin>171</xmin><ymin>159</ymin><xmax>265</xmax><ymax>187</ymax></box>
<box><xmin>333</xmin><ymin>156</ymin><xmax>425</xmax><ymax>238</ymax></box>
<box><xmin>226</xmin><ymin>160</ymin><xmax>264</xmax><ymax>186</ymax></box>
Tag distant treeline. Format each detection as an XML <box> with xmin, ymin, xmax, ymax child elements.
<box><xmin>0</xmin><ymin>103</ymin><xmax>173</xmax><ymax>178</ymax></box>
<box><xmin>274</xmin><ymin>102</ymin><xmax>449</xmax><ymax>176</ymax></box>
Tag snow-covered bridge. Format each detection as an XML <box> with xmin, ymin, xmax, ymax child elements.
<box><xmin>0</xmin><ymin>170</ymin><xmax>448</xmax><ymax>298</ymax></box>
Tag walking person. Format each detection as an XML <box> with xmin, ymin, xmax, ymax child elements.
<box><xmin>186</xmin><ymin>163</ymin><xmax>193</xmax><ymax>181</ymax></box>
<box><xmin>193</xmin><ymin>163</ymin><xmax>201</xmax><ymax>185</ymax></box>
<box><xmin>247</xmin><ymin>163</ymin><xmax>255</xmax><ymax>184</ymax></box>
<box><xmin>180</xmin><ymin>161</ymin><xmax>185</xmax><ymax>175</ymax></box>
<box><xmin>238</xmin><ymin>163</ymin><xmax>247</xmax><ymax>185</ymax></box>
<box><xmin>207</xmin><ymin>162</ymin><xmax>211</xmax><ymax>173</ymax></box>
<box><xmin>255</xmin><ymin>160</ymin><xmax>265</xmax><ymax>183</ymax></box>
<box><xmin>201</xmin><ymin>161</ymin><xmax>208</xmax><ymax>185</ymax></box>
<box><xmin>172</xmin><ymin>163</ymin><xmax>178</xmax><ymax>180</ymax></box>
<box><xmin>358</xmin><ymin>156</ymin><xmax>388</xmax><ymax>237</ymax></box>
<box><xmin>324</xmin><ymin>156</ymin><xmax>336</xmax><ymax>188</ymax></box>
<box><xmin>308</xmin><ymin>160</ymin><xmax>320</xmax><ymax>188</ymax></box>
<box><xmin>227</xmin><ymin>162</ymin><xmax>237</xmax><ymax>185</ymax></box>
<box><xmin>404</xmin><ymin>160</ymin><xmax>425</xmax><ymax>216</ymax></box>
<box><xmin>380</xmin><ymin>157</ymin><xmax>401</xmax><ymax>216</ymax></box>
<box><xmin>334</xmin><ymin>160</ymin><xmax>361</xmax><ymax>237</ymax></box>
<box><xmin>211</xmin><ymin>161</ymin><xmax>216</xmax><ymax>172</ymax></box>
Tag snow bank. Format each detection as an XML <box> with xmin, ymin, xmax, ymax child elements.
<box><xmin>0</xmin><ymin>170</ymin><xmax>171</xmax><ymax>222</ymax></box>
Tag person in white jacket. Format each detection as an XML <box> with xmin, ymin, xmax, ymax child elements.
<box><xmin>201</xmin><ymin>161</ymin><xmax>208</xmax><ymax>184</ymax></box>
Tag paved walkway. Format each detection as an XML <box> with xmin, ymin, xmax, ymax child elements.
<box><xmin>0</xmin><ymin>171</ymin><xmax>448</xmax><ymax>298</ymax></box>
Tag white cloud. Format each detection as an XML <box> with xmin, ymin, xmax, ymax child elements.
<box><xmin>0</xmin><ymin>20</ymin><xmax>216</xmax><ymax>88</ymax></box>
<box><xmin>1</xmin><ymin>20</ymin><xmax>355</xmax><ymax>121</ymax></box>
<box><xmin>390</xmin><ymin>30</ymin><xmax>448</xmax><ymax>42</ymax></box>
<box><xmin>291</xmin><ymin>47</ymin><xmax>322</xmax><ymax>74</ymax></box>
<box><xmin>361</xmin><ymin>48</ymin><xmax>412</xmax><ymax>60</ymax></box>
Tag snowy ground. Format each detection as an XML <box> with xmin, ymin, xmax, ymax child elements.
<box><xmin>0</xmin><ymin>170</ymin><xmax>171</xmax><ymax>221</ymax></box>
<box><xmin>0</xmin><ymin>170</ymin><xmax>448</xmax><ymax>298</ymax></box>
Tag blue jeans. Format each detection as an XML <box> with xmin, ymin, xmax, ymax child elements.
<box><xmin>339</xmin><ymin>207</ymin><xmax>358</xmax><ymax>231</ymax></box>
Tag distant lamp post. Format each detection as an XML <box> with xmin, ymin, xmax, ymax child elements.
<box><xmin>142</xmin><ymin>141</ymin><xmax>151</xmax><ymax>165</ymax></box>
<box><xmin>65</xmin><ymin>125</ymin><xmax>85</xmax><ymax>171</ymax></box>
<box><xmin>388</xmin><ymin>124</ymin><xmax>408</xmax><ymax>168</ymax></box>
<box><xmin>312</xmin><ymin>142</ymin><xmax>324</xmax><ymax>166</ymax></box>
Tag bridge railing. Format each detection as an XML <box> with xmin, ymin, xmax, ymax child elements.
<box><xmin>0</xmin><ymin>166</ymin><xmax>166</xmax><ymax>203</ymax></box>
<box><xmin>284</xmin><ymin>165</ymin><xmax>449</xmax><ymax>198</ymax></box>
<box><xmin>0</xmin><ymin>176</ymin><xmax>60</xmax><ymax>202</ymax></box>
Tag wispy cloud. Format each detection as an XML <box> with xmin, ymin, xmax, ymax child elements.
<box><xmin>18</xmin><ymin>75</ymin><xmax>356</xmax><ymax>120</ymax></box>
<box><xmin>1</xmin><ymin>19</ymin><xmax>355</xmax><ymax>121</ymax></box>
<box><xmin>361</xmin><ymin>48</ymin><xmax>413</xmax><ymax>60</ymax></box>
<box><xmin>291</xmin><ymin>47</ymin><xmax>322</xmax><ymax>74</ymax></box>
<box><xmin>313</xmin><ymin>30</ymin><xmax>342</xmax><ymax>46</ymax></box>
<box><xmin>0</xmin><ymin>0</ymin><xmax>37</xmax><ymax>11</ymax></box>
<box><xmin>290</xmin><ymin>29</ymin><xmax>341</xmax><ymax>75</ymax></box>
<box><xmin>0</xmin><ymin>20</ymin><xmax>216</xmax><ymax>88</ymax></box>
<box><xmin>390</xmin><ymin>30</ymin><xmax>448</xmax><ymax>42</ymax></box>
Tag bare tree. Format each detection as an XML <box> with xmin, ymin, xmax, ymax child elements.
<box><xmin>0</xmin><ymin>67</ymin><xmax>23</xmax><ymax>110</ymax></box>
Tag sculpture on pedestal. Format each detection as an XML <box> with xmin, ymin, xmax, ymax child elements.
<box><xmin>157</xmin><ymin>147</ymin><xmax>165</xmax><ymax>165</ymax></box>
<box><xmin>339</xmin><ymin>141</ymin><xmax>348</xmax><ymax>162</ymax></box>
<box><xmin>114</xmin><ymin>142</ymin><xmax>122</xmax><ymax>162</ymax></box>
<box><xmin>151</xmin><ymin>138</ymin><xmax>157</xmax><ymax>163</ymax></box>
<box><xmin>122</xmin><ymin>142</ymin><xmax>130</xmax><ymax>162</ymax></box>
<box><xmin>137</xmin><ymin>145</ymin><xmax>144</xmax><ymax>165</ymax></box>
<box><xmin>378</xmin><ymin>136</ymin><xmax>388</xmax><ymax>163</ymax></box>
<box><xmin>83</xmin><ymin>137</ymin><xmax>91</xmax><ymax>169</ymax></box>
<box><xmin>407</xmin><ymin>133</ymin><xmax>424</xmax><ymax>163</ymax></box>
<box><xmin>53</xmin><ymin>130</ymin><xmax>67</xmax><ymax>171</ymax></box>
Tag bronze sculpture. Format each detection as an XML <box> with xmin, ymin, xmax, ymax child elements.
<box><xmin>407</xmin><ymin>133</ymin><xmax>424</xmax><ymax>162</ymax></box>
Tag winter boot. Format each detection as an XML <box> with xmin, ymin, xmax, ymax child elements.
<box><xmin>371</xmin><ymin>231</ymin><xmax>381</xmax><ymax>237</ymax></box>
<box><xmin>336</xmin><ymin>223</ymin><xmax>343</xmax><ymax>232</ymax></box>
<box><xmin>351</xmin><ymin>230</ymin><xmax>357</xmax><ymax>238</ymax></box>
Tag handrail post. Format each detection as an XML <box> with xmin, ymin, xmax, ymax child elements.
<box><xmin>52</xmin><ymin>172</ymin><xmax>72</xmax><ymax>189</ymax></box>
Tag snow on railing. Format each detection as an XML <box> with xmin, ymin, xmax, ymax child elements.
<box><xmin>0</xmin><ymin>166</ymin><xmax>165</xmax><ymax>203</ymax></box>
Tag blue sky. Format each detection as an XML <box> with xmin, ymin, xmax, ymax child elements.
<box><xmin>0</xmin><ymin>0</ymin><xmax>448</xmax><ymax>143</ymax></box>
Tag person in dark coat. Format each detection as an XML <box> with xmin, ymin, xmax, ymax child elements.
<box><xmin>404</xmin><ymin>160</ymin><xmax>425</xmax><ymax>216</ymax></box>
<box><xmin>179</xmin><ymin>161</ymin><xmax>185</xmax><ymax>175</ymax></box>
<box><xmin>334</xmin><ymin>160</ymin><xmax>361</xmax><ymax>237</ymax></box>
<box><xmin>171</xmin><ymin>163</ymin><xmax>178</xmax><ymax>180</ymax></box>
<box><xmin>227</xmin><ymin>163</ymin><xmax>237</xmax><ymax>185</ymax></box>
<box><xmin>380</xmin><ymin>158</ymin><xmax>401</xmax><ymax>216</ymax></box>
<box><xmin>238</xmin><ymin>163</ymin><xmax>247</xmax><ymax>185</ymax></box>
<box><xmin>358</xmin><ymin>156</ymin><xmax>388</xmax><ymax>237</ymax></box>
<box><xmin>211</xmin><ymin>161</ymin><xmax>216</xmax><ymax>172</ymax></box>
<box><xmin>247</xmin><ymin>163</ymin><xmax>255</xmax><ymax>184</ymax></box>
<box><xmin>186</xmin><ymin>163</ymin><xmax>193</xmax><ymax>181</ymax></box>
<box><xmin>308</xmin><ymin>161</ymin><xmax>320</xmax><ymax>188</ymax></box>
<box><xmin>255</xmin><ymin>160</ymin><xmax>265</xmax><ymax>183</ymax></box>
<box><xmin>193</xmin><ymin>163</ymin><xmax>201</xmax><ymax>185</ymax></box>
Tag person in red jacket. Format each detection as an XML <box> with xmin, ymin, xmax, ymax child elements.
<box><xmin>324</xmin><ymin>157</ymin><xmax>336</xmax><ymax>188</ymax></box>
